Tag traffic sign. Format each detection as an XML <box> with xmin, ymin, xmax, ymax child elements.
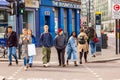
<box><xmin>112</xmin><ymin>0</ymin><xmax>120</xmax><ymax>19</ymax></box>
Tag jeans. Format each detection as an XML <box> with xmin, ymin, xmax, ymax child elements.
<box><xmin>67</xmin><ymin>48</ymin><xmax>77</xmax><ymax>61</ymax></box>
<box><xmin>23</xmin><ymin>57</ymin><xmax>29</xmax><ymax>66</ymax></box>
<box><xmin>28</xmin><ymin>56</ymin><xmax>34</xmax><ymax>66</ymax></box>
<box><xmin>89</xmin><ymin>41</ymin><xmax>96</xmax><ymax>55</ymax></box>
<box><xmin>56</xmin><ymin>48</ymin><xmax>65</xmax><ymax>65</ymax></box>
<box><xmin>42</xmin><ymin>47</ymin><xmax>51</xmax><ymax>64</ymax></box>
<box><xmin>8</xmin><ymin>47</ymin><xmax>18</xmax><ymax>63</ymax></box>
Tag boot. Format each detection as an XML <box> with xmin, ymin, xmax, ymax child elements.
<box><xmin>84</xmin><ymin>52</ymin><xmax>88</xmax><ymax>63</ymax></box>
<box><xmin>79</xmin><ymin>52</ymin><xmax>83</xmax><ymax>64</ymax></box>
<box><xmin>74</xmin><ymin>61</ymin><xmax>78</xmax><ymax>66</ymax></box>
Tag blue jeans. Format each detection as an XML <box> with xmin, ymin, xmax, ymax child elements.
<box><xmin>67</xmin><ymin>48</ymin><xmax>77</xmax><ymax>61</ymax></box>
<box><xmin>23</xmin><ymin>57</ymin><xmax>29</xmax><ymax>66</ymax></box>
<box><xmin>8</xmin><ymin>47</ymin><xmax>18</xmax><ymax>63</ymax></box>
<box><xmin>29</xmin><ymin>56</ymin><xmax>34</xmax><ymax>66</ymax></box>
<box><xmin>89</xmin><ymin>41</ymin><xmax>96</xmax><ymax>55</ymax></box>
<box><xmin>23</xmin><ymin>56</ymin><xmax>34</xmax><ymax>66</ymax></box>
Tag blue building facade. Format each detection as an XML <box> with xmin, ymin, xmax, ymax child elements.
<box><xmin>40</xmin><ymin>0</ymin><xmax>81</xmax><ymax>39</ymax></box>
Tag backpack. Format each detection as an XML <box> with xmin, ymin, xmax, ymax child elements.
<box><xmin>78</xmin><ymin>36</ymin><xmax>86</xmax><ymax>44</ymax></box>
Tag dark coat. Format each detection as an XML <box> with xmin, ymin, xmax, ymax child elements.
<box><xmin>54</xmin><ymin>34</ymin><xmax>67</xmax><ymax>49</ymax></box>
<box><xmin>6</xmin><ymin>31</ymin><xmax>18</xmax><ymax>47</ymax></box>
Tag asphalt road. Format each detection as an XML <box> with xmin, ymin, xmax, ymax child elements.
<box><xmin>0</xmin><ymin>60</ymin><xmax>120</xmax><ymax>80</ymax></box>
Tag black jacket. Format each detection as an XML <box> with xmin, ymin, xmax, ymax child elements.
<box><xmin>54</xmin><ymin>34</ymin><xmax>67</xmax><ymax>49</ymax></box>
<box><xmin>6</xmin><ymin>31</ymin><xmax>18</xmax><ymax>47</ymax></box>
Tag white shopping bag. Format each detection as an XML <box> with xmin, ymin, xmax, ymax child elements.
<box><xmin>28</xmin><ymin>44</ymin><xmax>36</xmax><ymax>56</ymax></box>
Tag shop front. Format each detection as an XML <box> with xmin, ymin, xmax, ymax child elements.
<box><xmin>22</xmin><ymin>0</ymin><xmax>40</xmax><ymax>46</ymax></box>
<box><xmin>40</xmin><ymin>0</ymin><xmax>81</xmax><ymax>39</ymax></box>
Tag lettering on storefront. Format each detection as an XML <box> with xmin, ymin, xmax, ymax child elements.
<box><xmin>52</xmin><ymin>1</ymin><xmax>80</xmax><ymax>9</ymax></box>
<box><xmin>25</xmin><ymin>0</ymin><xmax>39</xmax><ymax>8</ymax></box>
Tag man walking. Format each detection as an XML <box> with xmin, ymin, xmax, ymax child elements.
<box><xmin>6</xmin><ymin>26</ymin><xmax>18</xmax><ymax>66</ymax></box>
<box><xmin>54</xmin><ymin>28</ymin><xmax>67</xmax><ymax>67</ymax></box>
<box><xmin>40</xmin><ymin>25</ymin><xmax>53</xmax><ymax>67</ymax></box>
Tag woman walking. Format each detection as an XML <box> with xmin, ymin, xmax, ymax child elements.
<box><xmin>88</xmin><ymin>27</ymin><xmax>97</xmax><ymax>57</ymax></box>
<box><xmin>28</xmin><ymin>29</ymin><xmax>36</xmax><ymax>67</ymax></box>
<box><xmin>19</xmin><ymin>28</ymin><xmax>32</xmax><ymax>70</ymax></box>
<box><xmin>78</xmin><ymin>28</ymin><xmax>88</xmax><ymax>64</ymax></box>
<box><xmin>66</xmin><ymin>31</ymin><xmax>78</xmax><ymax>66</ymax></box>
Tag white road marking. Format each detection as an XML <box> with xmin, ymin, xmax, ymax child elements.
<box><xmin>0</xmin><ymin>75</ymin><xmax>5</xmax><ymax>80</ymax></box>
<box><xmin>98</xmin><ymin>78</ymin><xmax>103</xmax><ymax>80</ymax></box>
<box><xmin>83</xmin><ymin>65</ymin><xmax>104</xmax><ymax>80</ymax></box>
<box><xmin>7</xmin><ymin>67</ymin><xmax>23</xmax><ymax>80</ymax></box>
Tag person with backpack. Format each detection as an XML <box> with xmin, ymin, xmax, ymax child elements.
<box><xmin>66</xmin><ymin>31</ymin><xmax>78</xmax><ymax>66</ymax></box>
<box><xmin>54</xmin><ymin>28</ymin><xmax>67</xmax><ymax>67</ymax></box>
<box><xmin>78</xmin><ymin>28</ymin><xmax>88</xmax><ymax>64</ymax></box>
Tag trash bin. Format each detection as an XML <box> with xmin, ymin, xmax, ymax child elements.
<box><xmin>101</xmin><ymin>34</ymin><xmax>108</xmax><ymax>49</ymax></box>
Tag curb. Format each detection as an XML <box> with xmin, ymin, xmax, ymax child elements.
<box><xmin>88</xmin><ymin>57</ymin><xmax>120</xmax><ymax>63</ymax></box>
<box><xmin>0</xmin><ymin>58</ymin><xmax>22</xmax><ymax>62</ymax></box>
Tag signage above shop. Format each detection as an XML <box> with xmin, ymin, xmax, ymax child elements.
<box><xmin>52</xmin><ymin>1</ymin><xmax>81</xmax><ymax>9</ymax></box>
<box><xmin>25</xmin><ymin>0</ymin><xmax>39</xmax><ymax>8</ymax></box>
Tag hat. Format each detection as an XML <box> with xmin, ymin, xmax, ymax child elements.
<box><xmin>58</xmin><ymin>28</ymin><xmax>63</xmax><ymax>33</ymax></box>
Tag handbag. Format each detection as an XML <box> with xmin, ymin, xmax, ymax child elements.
<box><xmin>93</xmin><ymin>37</ymin><xmax>99</xmax><ymax>43</ymax></box>
<box><xmin>28</xmin><ymin>44</ymin><xmax>36</xmax><ymax>56</ymax></box>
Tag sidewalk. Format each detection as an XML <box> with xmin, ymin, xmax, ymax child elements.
<box><xmin>0</xmin><ymin>45</ymin><xmax>120</xmax><ymax>63</ymax></box>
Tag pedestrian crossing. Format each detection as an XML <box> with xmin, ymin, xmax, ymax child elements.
<box><xmin>0</xmin><ymin>75</ymin><xmax>5</xmax><ymax>80</ymax></box>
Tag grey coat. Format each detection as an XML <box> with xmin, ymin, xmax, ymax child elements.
<box><xmin>19</xmin><ymin>34</ymin><xmax>32</xmax><ymax>59</ymax></box>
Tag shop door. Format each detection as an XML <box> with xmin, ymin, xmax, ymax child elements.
<box><xmin>45</xmin><ymin>16</ymin><xmax>50</xmax><ymax>27</ymax></box>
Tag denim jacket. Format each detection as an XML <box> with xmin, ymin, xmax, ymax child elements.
<box><xmin>66</xmin><ymin>36</ymin><xmax>77</xmax><ymax>52</ymax></box>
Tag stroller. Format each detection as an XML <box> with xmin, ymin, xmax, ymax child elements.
<box><xmin>0</xmin><ymin>45</ymin><xmax>7</xmax><ymax>58</ymax></box>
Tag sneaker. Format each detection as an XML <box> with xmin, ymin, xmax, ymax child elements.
<box><xmin>43</xmin><ymin>64</ymin><xmax>47</xmax><ymax>67</ymax></box>
<box><xmin>24</xmin><ymin>67</ymin><xmax>27</xmax><ymax>71</ymax></box>
<box><xmin>8</xmin><ymin>63</ymin><xmax>12</xmax><ymax>66</ymax></box>
<box><xmin>16</xmin><ymin>60</ymin><xmax>18</xmax><ymax>65</ymax></box>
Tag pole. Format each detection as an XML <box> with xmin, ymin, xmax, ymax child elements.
<box><xmin>116</xmin><ymin>19</ymin><xmax>118</xmax><ymax>55</ymax></box>
<box><xmin>88</xmin><ymin>0</ymin><xmax>91</xmax><ymax>24</ymax></box>
<box><xmin>119</xmin><ymin>19</ymin><xmax>120</xmax><ymax>54</ymax></box>
<box><xmin>17</xmin><ymin>0</ymin><xmax>21</xmax><ymax>59</ymax></box>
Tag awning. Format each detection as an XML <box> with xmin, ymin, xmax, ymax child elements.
<box><xmin>0</xmin><ymin>0</ymin><xmax>9</xmax><ymax>6</ymax></box>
